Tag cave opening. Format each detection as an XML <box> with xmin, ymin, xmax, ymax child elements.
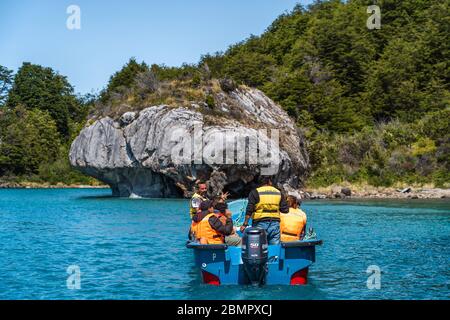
<box><xmin>223</xmin><ymin>178</ymin><xmax>259</xmax><ymax>199</ymax></box>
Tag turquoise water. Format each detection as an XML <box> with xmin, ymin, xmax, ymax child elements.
<box><xmin>0</xmin><ymin>188</ymin><xmax>449</xmax><ymax>300</ymax></box>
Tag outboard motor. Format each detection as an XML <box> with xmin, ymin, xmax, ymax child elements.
<box><xmin>241</xmin><ymin>227</ymin><xmax>268</xmax><ymax>286</ymax></box>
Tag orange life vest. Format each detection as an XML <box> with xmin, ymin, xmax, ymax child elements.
<box><xmin>280</xmin><ymin>207</ymin><xmax>307</xmax><ymax>242</ymax></box>
<box><xmin>190</xmin><ymin>220</ymin><xmax>199</xmax><ymax>239</ymax></box>
<box><xmin>190</xmin><ymin>211</ymin><xmax>207</xmax><ymax>239</ymax></box>
<box><xmin>196</xmin><ymin>213</ymin><xmax>227</xmax><ymax>244</ymax></box>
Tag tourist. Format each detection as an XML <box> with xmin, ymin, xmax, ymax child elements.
<box><xmin>240</xmin><ymin>176</ymin><xmax>289</xmax><ymax>244</ymax></box>
<box><xmin>189</xmin><ymin>182</ymin><xmax>209</xmax><ymax>219</ymax></box>
<box><xmin>280</xmin><ymin>195</ymin><xmax>307</xmax><ymax>242</ymax></box>
<box><xmin>195</xmin><ymin>200</ymin><xmax>237</xmax><ymax>245</ymax></box>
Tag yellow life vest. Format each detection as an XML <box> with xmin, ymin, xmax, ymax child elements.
<box><xmin>189</xmin><ymin>193</ymin><xmax>207</xmax><ymax>218</ymax></box>
<box><xmin>196</xmin><ymin>213</ymin><xmax>226</xmax><ymax>244</ymax></box>
<box><xmin>253</xmin><ymin>186</ymin><xmax>282</xmax><ymax>221</ymax></box>
<box><xmin>280</xmin><ymin>207</ymin><xmax>307</xmax><ymax>242</ymax></box>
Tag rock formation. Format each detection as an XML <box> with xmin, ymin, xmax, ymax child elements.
<box><xmin>69</xmin><ymin>86</ymin><xmax>309</xmax><ymax>198</ymax></box>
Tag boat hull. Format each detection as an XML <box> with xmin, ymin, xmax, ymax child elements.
<box><xmin>187</xmin><ymin>240</ymin><xmax>322</xmax><ymax>285</ymax></box>
<box><xmin>187</xmin><ymin>199</ymin><xmax>322</xmax><ymax>285</ymax></box>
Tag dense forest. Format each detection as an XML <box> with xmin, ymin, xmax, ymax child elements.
<box><xmin>0</xmin><ymin>0</ymin><xmax>448</xmax><ymax>188</ymax></box>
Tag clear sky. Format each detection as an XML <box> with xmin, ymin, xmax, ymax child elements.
<box><xmin>0</xmin><ymin>0</ymin><xmax>312</xmax><ymax>94</ymax></box>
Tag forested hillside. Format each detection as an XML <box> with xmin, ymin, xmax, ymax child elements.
<box><xmin>0</xmin><ymin>0</ymin><xmax>448</xmax><ymax>188</ymax></box>
<box><xmin>197</xmin><ymin>0</ymin><xmax>449</xmax><ymax>187</ymax></box>
<box><xmin>0</xmin><ymin>64</ymin><xmax>97</xmax><ymax>185</ymax></box>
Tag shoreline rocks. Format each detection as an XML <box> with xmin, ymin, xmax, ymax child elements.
<box><xmin>0</xmin><ymin>182</ymin><xmax>448</xmax><ymax>200</ymax></box>
<box><xmin>303</xmin><ymin>187</ymin><xmax>450</xmax><ymax>200</ymax></box>
<box><xmin>0</xmin><ymin>182</ymin><xmax>109</xmax><ymax>189</ymax></box>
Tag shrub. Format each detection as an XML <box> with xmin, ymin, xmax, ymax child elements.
<box><xmin>38</xmin><ymin>156</ymin><xmax>95</xmax><ymax>185</ymax></box>
<box><xmin>205</xmin><ymin>95</ymin><xmax>215</xmax><ymax>108</ymax></box>
<box><xmin>380</xmin><ymin>120</ymin><xmax>418</xmax><ymax>148</ymax></box>
<box><xmin>411</xmin><ymin>137</ymin><xmax>437</xmax><ymax>157</ymax></box>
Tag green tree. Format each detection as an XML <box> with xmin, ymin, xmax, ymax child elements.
<box><xmin>6</xmin><ymin>63</ymin><xmax>82</xmax><ymax>138</ymax></box>
<box><xmin>0</xmin><ymin>106</ymin><xmax>61</xmax><ymax>175</ymax></box>
<box><xmin>222</xmin><ymin>51</ymin><xmax>277</xmax><ymax>87</ymax></box>
<box><xmin>101</xmin><ymin>58</ymin><xmax>149</xmax><ymax>101</ymax></box>
<box><xmin>0</xmin><ymin>65</ymin><xmax>13</xmax><ymax>106</ymax></box>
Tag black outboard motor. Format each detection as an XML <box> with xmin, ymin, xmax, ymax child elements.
<box><xmin>241</xmin><ymin>227</ymin><xmax>268</xmax><ymax>286</ymax></box>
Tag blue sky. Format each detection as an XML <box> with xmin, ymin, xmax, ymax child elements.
<box><xmin>0</xmin><ymin>0</ymin><xmax>312</xmax><ymax>94</ymax></box>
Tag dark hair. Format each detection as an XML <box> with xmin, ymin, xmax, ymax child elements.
<box><xmin>287</xmin><ymin>195</ymin><xmax>299</xmax><ymax>207</ymax></box>
<box><xmin>199</xmin><ymin>200</ymin><xmax>213</xmax><ymax>211</ymax></box>
<box><xmin>259</xmin><ymin>175</ymin><xmax>273</xmax><ymax>186</ymax></box>
<box><xmin>214</xmin><ymin>202</ymin><xmax>228</xmax><ymax>214</ymax></box>
<box><xmin>197</xmin><ymin>182</ymin><xmax>207</xmax><ymax>190</ymax></box>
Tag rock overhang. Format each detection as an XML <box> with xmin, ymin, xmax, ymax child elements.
<box><xmin>69</xmin><ymin>88</ymin><xmax>309</xmax><ymax>198</ymax></box>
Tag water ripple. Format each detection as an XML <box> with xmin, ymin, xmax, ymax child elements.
<box><xmin>0</xmin><ymin>189</ymin><xmax>449</xmax><ymax>299</ymax></box>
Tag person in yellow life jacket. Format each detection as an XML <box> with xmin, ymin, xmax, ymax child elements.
<box><xmin>240</xmin><ymin>176</ymin><xmax>289</xmax><ymax>244</ymax></box>
<box><xmin>195</xmin><ymin>200</ymin><xmax>236</xmax><ymax>245</ymax></box>
<box><xmin>189</xmin><ymin>183</ymin><xmax>208</xmax><ymax>219</ymax></box>
<box><xmin>280</xmin><ymin>195</ymin><xmax>307</xmax><ymax>242</ymax></box>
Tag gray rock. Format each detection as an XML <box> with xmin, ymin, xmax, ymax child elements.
<box><xmin>69</xmin><ymin>88</ymin><xmax>309</xmax><ymax>198</ymax></box>
<box><xmin>334</xmin><ymin>192</ymin><xmax>343</xmax><ymax>199</ymax></box>
<box><xmin>286</xmin><ymin>188</ymin><xmax>303</xmax><ymax>201</ymax></box>
<box><xmin>120</xmin><ymin>112</ymin><xmax>136</xmax><ymax>126</ymax></box>
<box><xmin>219</xmin><ymin>78</ymin><xmax>237</xmax><ymax>93</ymax></box>
<box><xmin>341</xmin><ymin>187</ymin><xmax>352</xmax><ymax>197</ymax></box>
<box><xmin>309</xmin><ymin>192</ymin><xmax>327</xmax><ymax>200</ymax></box>
<box><xmin>397</xmin><ymin>187</ymin><xmax>412</xmax><ymax>193</ymax></box>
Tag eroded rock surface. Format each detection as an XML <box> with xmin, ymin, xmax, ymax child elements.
<box><xmin>69</xmin><ymin>88</ymin><xmax>309</xmax><ymax>198</ymax></box>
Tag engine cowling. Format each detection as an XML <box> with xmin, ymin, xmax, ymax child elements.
<box><xmin>241</xmin><ymin>227</ymin><xmax>268</xmax><ymax>286</ymax></box>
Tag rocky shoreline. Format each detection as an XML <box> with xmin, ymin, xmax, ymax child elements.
<box><xmin>303</xmin><ymin>186</ymin><xmax>450</xmax><ymax>200</ymax></box>
<box><xmin>0</xmin><ymin>182</ymin><xmax>109</xmax><ymax>189</ymax></box>
<box><xmin>1</xmin><ymin>181</ymin><xmax>448</xmax><ymax>199</ymax></box>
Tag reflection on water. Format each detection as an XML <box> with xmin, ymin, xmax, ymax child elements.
<box><xmin>0</xmin><ymin>188</ymin><xmax>449</xmax><ymax>299</ymax></box>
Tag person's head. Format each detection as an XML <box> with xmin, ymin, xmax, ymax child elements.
<box><xmin>214</xmin><ymin>202</ymin><xmax>228</xmax><ymax>215</ymax></box>
<box><xmin>287</xmin><ymin>195</ymin><xmax>299</xmax><ymax>209</ymax></box>
<box><xmin>200</xmin><ymin>200</ymin><xmax>214</xmax><ymax>213</ymax></box>
<box><xmin>260</xmin><ymin>176</ymin><xmax>273</xmax><ymax>186</ymax></box>
<box><xmin>197</xmin><ymin>183</ymin><xmax>207</xmax><ymax>195</ymax></box>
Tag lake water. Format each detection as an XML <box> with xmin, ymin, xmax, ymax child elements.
<box><xmin>0</xmin><ymin>188</ymin><xmax>449</xmax><ymax>300</ymax></box>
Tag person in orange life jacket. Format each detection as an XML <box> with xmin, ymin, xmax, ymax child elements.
<box><xmin>188</xmin><ymin>182</ymin><xmax>219</xmax><ymax>240</ymax></box>
<box><xmin>189</xmin><ymin>198</ymin><xmax>209</xmax><ymax>241</ymax></box>
<box><xmin>191</xmin><ymin>195</ymin><xmax>229</xmax><ymax>223</ymax></box>
<box><xmin>188</xmin><ymin>183</ymin><xmax>208</xmax><ymax>241</ymax></box>
<box><xmin>289</xmin><ymin>195</ymin><xmax>307</xmax><ymax>237</ymax></box>
<box><xmin>214</xmin><ymin>202</ymin><xmax>242</xmax><ymax>246</ymax></box>
<box><xmin>194</xmin><ymin>200</ymin><xmax>235</xmax><ymax>244</ymax></box>
<box><xmin>280</xmin><ymin>195</ymin><xmax>307</xmax><ymax>241</ymax></box>
<box><xmin>240</xmin><ymin>176</ymin><xmax>289</xmax><ymax>244</ymax></box>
